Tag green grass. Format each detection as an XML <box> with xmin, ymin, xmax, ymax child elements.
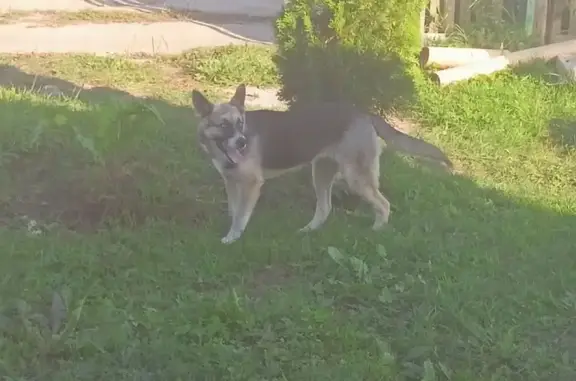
<box><xmin>0</xmin><ymin>51</ymin><xmax>575</xmax><ymax>380</ymax></box>
<box><xmin>165</xmin><ymin>45</ymin><xmax>278</xmax><ymax>87</ymax></box>
<box><xmin>0</xmin><ymin>9</ymin><xmax>177</xmax><ymax>25</ymax></box>
<box><xmin>0</xmin><ymin>48</ymin><xmax>277</xmax><ymax>101</ymax></box>
<box><xmin>0</xmin><ymin>9</ymin><xmax>274</xmax><ymax>27</ymax></box>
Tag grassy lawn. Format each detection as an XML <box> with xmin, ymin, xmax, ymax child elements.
<box><xmin>0</xmin><ymin>49</ymin><xmax>575</xmax><ymax>380</ymax></box>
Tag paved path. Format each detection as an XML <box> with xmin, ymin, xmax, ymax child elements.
<box><xmin>0</xmin><ymin>0</ymin><xmax>286</xmax><ymax>107</ymax></box>
<box><xmin>1</xmin><ymin>0</ymin><xmax>285</xmax><ymax>17</ymax></box>
<box><xmin>0</xmin><ymin>21</ymin><xmax>268</xmax><ymax>54</ymax></box>
<box><xmin>0</xmin><ymin>0</ymin><xmax>282</xmax><ymax>52</ymax></box>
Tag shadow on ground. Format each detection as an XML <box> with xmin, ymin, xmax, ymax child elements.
<box><xmin>83</xmin><ymin>0</ymin><xmax>278</xmax><ymax>43</ymax></box>
<box><xmin>0</xmin><ymin>63</ymin><xmax>216</xmax><ymax>231</ymax></box>
<box><xmin>0</xmin><ymin>64</ymin><xmax>136</xmax><ymax>103</ymax></box>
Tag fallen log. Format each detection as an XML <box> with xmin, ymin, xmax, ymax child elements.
<box><xmin>420</xmin><ymin>46</ymin><xmax>509</xmax><ymax>68</ymax></box>
<box><xmin>431</xmin><ymin>39</ymin><xmax>576</xmax><ymax>86</ymax></box>
<box><xmin>431</xmin><ymin>56</ymin><xmax>509</xmax><ymax>86</ymax></box>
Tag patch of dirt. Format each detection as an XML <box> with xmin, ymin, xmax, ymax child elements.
<box><xmin>0</xmin><ymin>153</ymin><xmax>212</xmax><ymax>232</ymax></box>
<box><xmin>246</xmin><ymin>265</ymin><xmax>295</xmax><ymax>298</ymax></box>
<box><xmin>222</xmin><ymin>86</ymin><xmax>286</xmax><ymax>110</ymax></box>
<box><xmin>386</xmin><ymin>111</ymin><xmax>420</xmax><ymax>135</ymax></box>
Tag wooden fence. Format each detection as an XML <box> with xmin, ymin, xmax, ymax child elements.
<box><xmin>423</xmin><ymin>0</ymin><xmax>576</xmax><ymax>45</ymax></box>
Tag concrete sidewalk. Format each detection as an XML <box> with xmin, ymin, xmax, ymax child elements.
<box><xmin>0</xmin><ymin>1</ymin><xmax>286</xmax><ymax>108</ymax></box>
<box><xmin>0</xmin><ymin>0</ymin><xmax>285</xmax><ymax>18</ymax></box>
<box><xmin>0</xmin><ymin>0</ymin><xmax>283</xmax><ymax>49</ymax></box>
<box><xmin>0</xmin><ymin>21</ymin><xmax>271</xmax><ymax>55</ymax></box>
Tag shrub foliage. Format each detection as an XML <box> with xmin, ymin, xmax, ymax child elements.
<box><xmin>274</xmin><ymin>0</ymin><xmax>426</xmax><ymax>112</ymax></box>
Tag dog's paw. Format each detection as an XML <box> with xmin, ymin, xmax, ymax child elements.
<box><xmin>298</xmin><ymin>224</ymin><xmax>320</xmax><ymax>233</ymax></box>
<box><xmin>221</xmin><ymin>231</ymin><xmax>242</xmax><ymax>244</ymax></box>
<box><xmin>371</xmin><ymin>220</ymin><xmax>389</xmax><ymax>231</ymax></box>
<box><xmin>221</xmin><ymin>235</ymin><xmax>237</xmax><ymax>244</ymax></box>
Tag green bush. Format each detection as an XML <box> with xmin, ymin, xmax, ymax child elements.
<box><xmin>274</xmin><ymin>0</ymin><xmax>426</xmax><ymax>112</ymax></box>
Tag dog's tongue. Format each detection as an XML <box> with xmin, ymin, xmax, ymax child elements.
<box><xmin>227</xmin><ymin>148</ymin><xmax>245</xmax><ymax>164</ymax></box>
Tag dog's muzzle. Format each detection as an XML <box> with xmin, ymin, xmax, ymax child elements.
<box><xmin>216</xmin><ymin>135</ymin><xmax>248</xmax><ymax>169</ymax></box>
<box><xmin>235</xmin><ymin>135</ymin><xmax>247</xmax><ymax>151</ymax></box>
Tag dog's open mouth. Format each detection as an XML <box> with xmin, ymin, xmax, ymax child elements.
<box><xmin>216</xmin><ymin>136</ymin><xmax>247</xmax><ymax>167</ymax></box>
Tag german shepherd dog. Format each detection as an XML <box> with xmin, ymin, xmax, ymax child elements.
<box><xmin>192</xmin><ymin>84</ymin><xmax>452</xmax><ymax>244</ymax></box>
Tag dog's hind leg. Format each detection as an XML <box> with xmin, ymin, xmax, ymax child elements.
<box><xmin>300</xmin><ymin>157</ymin><xmax>340</xmax><ymax>232</ymax></box>
<box><xmin>341</xmin><ymin>157</ymin><xmax>390</xmax><ymax>230</ymax></box>
<box><xmin>221</xmin><ymin>176</ymin><xmax>263</xmax><ymax>244</ymax></box>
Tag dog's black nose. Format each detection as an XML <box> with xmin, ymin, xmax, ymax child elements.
<box><xmin>235</xmin><ymin>136</ymin><xmax>247</xmax><ymax>151</ymax></box>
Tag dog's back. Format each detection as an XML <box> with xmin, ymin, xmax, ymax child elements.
<box><xmin>245</xmin><ymin>102</ymin><xmax>359</xmax><ymax>170</ymax></box>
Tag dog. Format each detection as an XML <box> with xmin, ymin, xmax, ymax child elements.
<box><xmin>191</xmin><ymin>84</ymin><xmax>452</xmax><ymax>244</ymax></box>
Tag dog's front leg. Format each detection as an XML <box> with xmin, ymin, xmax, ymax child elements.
<box><xmin>221</xmin><ymin>177</ymin><xmax>263</xmax><ymax>244</ymax></box>
<box><xmin>223</xmin><ymin>176</ymin><xmax>240</xmax><ymax>217</ymax></box>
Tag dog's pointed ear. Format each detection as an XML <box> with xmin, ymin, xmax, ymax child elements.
<box><xmin>229</xmin><ymin>84</ymin><xmax>246</xmax><ymax>110</ymax></box>
<box><xmin>192</xmin><ymin>89</ymin><xmax>214</xmax><ymax>117</ymax></box>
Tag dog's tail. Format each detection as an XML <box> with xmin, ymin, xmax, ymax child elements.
<box><xmin>370</xmin><ymin>114</ymin><xmax>453</xmax><ymax>169</ymax></box>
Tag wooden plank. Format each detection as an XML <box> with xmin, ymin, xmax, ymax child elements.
<box><xmin>420</xmin><ymin>7</ymin><xmax>426</xmax><ymax>45</ymax></box>
<box><xmin>569</xmin><ymin>0</ymin><xmax>576</xmax><ymax>36</ymax></box>
<box><xmin>545</xmin><ymin>0</ymin><xmax>556</xmax><ymax>44</ymax></box>
<box><xmin>443</xmin><ymin>0</ymin><xmax>456</xmax><ymax>32</ymax></box>
<box><xmin>533</xmin><ymin>0</ymin><xmax>549</xmax><ymax>44</ymax></box>
<box><xmin>428</xmin><ymin>0</ymin><xmax>441</xmax><ymax>32</ymax></box>
<box><xmin>550</xmin><ymin>0</ymin><xmax>564</xmax><ymax>37</ymax></box>
<box><xmin>458</xmin><ymin>0</ymin><xmax>472</xmax><ymax>28</ymax></box>
<box><xmin>525</xmin><ymin>0</ymin><xmax>536</xmax><ymax>36</ymax></box>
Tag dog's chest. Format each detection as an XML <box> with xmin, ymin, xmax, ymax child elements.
<box><xmin>211</xmin><ymin>159</ymin><xmax>228</xmax><ymax>176</ymax></box>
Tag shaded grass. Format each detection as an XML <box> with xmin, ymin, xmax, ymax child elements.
<box><xmin>0</xmin><ymin>52</ymin><xmax>575</xmax><ymax>380</ymax></box>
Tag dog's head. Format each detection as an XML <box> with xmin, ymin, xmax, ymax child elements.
<box><xmin>191</xmin><ymin>84</ymin><xmax>248</xmax><ymax>169</ymax></box>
